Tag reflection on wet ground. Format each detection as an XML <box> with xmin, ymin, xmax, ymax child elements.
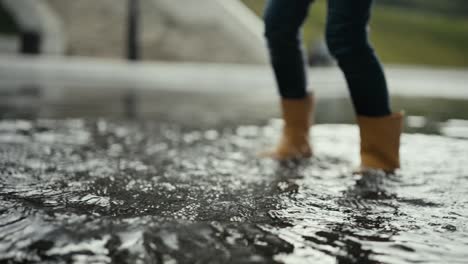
<box><xmin>0</xmin><ymin>119</ymin><xmax>467</xmax><ymax>263</ymax></box>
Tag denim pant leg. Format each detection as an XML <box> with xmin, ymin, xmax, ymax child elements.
<box><xmin>326</xmin><ymin>0</ymin><xmax>391</xmax><ymax>116</ymax></box>
<box><xmin>264</xmin><ymin>0</ymin><xmax>314</xmax><ymax>99</ymax></box>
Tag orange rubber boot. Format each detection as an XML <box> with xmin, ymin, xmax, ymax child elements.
<box><xmin>357</xmin><ymin>112</ymin><xmax>404</xmax><ymax>173</ymax></box>
<box><xmin>260</xmin><ymin>94</ymin><xmax>314</xmax><ymax>160</ymax></box>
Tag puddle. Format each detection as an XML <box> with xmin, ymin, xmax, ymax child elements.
<box><xmin>0</xmin><ymin>119</ymin><xmax>467</xmax><ymax>263</ymax></box>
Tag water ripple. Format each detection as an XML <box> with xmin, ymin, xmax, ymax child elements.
<box><xmin>0</xmin><ymin>120</ymin><xmax>467</xmax><ymax>263</ymax></box>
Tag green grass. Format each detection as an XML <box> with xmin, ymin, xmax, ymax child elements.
<box><xmin>241</xmin><ymin>0</ymin><xmax>468</xmax><ymax>67</ymax></box>
<box><xmin>379</xmin><ymin>0</ymin><xmax>468</xmax><ymax>17</ymax></box>
<box><xmin>0</xmin><ymin>5</ymin><xmax>18</xmax><ymax>35</ymax></box>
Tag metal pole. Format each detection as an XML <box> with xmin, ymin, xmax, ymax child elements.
<box><xmin>124</xmin><ymin>0</ymin><xmax>140</xmax><ymax>119</ymax></box>
<box><xmin>127</xmin><ymin>0</ymin><xmax>140</xmax><ymax>61</ymax></box>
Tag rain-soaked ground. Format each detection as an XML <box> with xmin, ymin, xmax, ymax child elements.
<box><xmin>1</xmin><ymin>119</ymin><xmax>467</xmax><ymax>264</ymax></box>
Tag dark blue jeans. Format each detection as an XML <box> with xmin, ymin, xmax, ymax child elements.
<box><xmin>264</xmin><ymin>0</ymin><xmax>391</xmax><ymax>116</ymax></box>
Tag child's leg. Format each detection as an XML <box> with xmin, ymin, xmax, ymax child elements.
<box><xmin>264</xmin><ymin>0</ymin><xmax>314</xmax><ymax>99</ymax></box>
<box><xmin>326</xmin><ymin>0</ymin><xmax>391</xmax><ymax>117</ymax></box>
<box><xmin>326</xmin><ymin>0</ymin><xmax>403</xmax><ymax>172</ymax></box>
<box><xmin>261</xmin><ymin>0</ymin><xmax>315</xmax><ymax>160</ymax></box>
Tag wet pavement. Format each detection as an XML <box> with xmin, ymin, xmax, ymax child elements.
<box><xmin>1</xmin><ymin>119</ymin><xmax>467</xmax><ymax>263</ymax></box>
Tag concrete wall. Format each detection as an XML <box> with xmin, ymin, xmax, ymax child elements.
<box><xmin>144</xmin><ymin>0</ymin><xmax>268</xmax><ymax>64</ymax></box>
<box><xmin>44</xmin><ymin>0</ymin><xmax>268</xmax><ymax>64</ymax></box>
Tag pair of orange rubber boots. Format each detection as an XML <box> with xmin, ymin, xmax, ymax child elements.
<box><xmin>261</xmin><ymin>94</ymin><xmax>403</xmax><ymax>173</ymax></box>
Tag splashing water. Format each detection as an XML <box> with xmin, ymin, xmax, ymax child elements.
<box><xmin>0</xmin><ymin>119</ymin><xmax>467</xmax><ymax>263</ymax></box>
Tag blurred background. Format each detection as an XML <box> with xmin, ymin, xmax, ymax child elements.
<box><xmin>0</xmin><ymin>0</ymin><xmax>467</xmax><ymax>135</ymax></box>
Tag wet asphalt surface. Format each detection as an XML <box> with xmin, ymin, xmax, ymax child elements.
<box><xmin>0</xmin><ymin>118</ymin><xmax>467</xmax><ymax>264</ymax></box>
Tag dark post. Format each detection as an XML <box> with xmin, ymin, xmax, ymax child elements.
<box><xmin>19</xmin><ymin>31</ymin><xmax>41</xmax><ymax>117</ymax></box>
<box><xmin>127</xmin><ymin>0</ymin><xmax>140</xmax><ymax>61</ymax></box>
<box><xmin>20</xmin><ymin>31</ymin><xmax>41</xmax><ymax>55</ymax></box>
<box><xmin>124</xmin><ymin>0</ymin><xmax>140</xmax><ymax>119</ymax></box>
